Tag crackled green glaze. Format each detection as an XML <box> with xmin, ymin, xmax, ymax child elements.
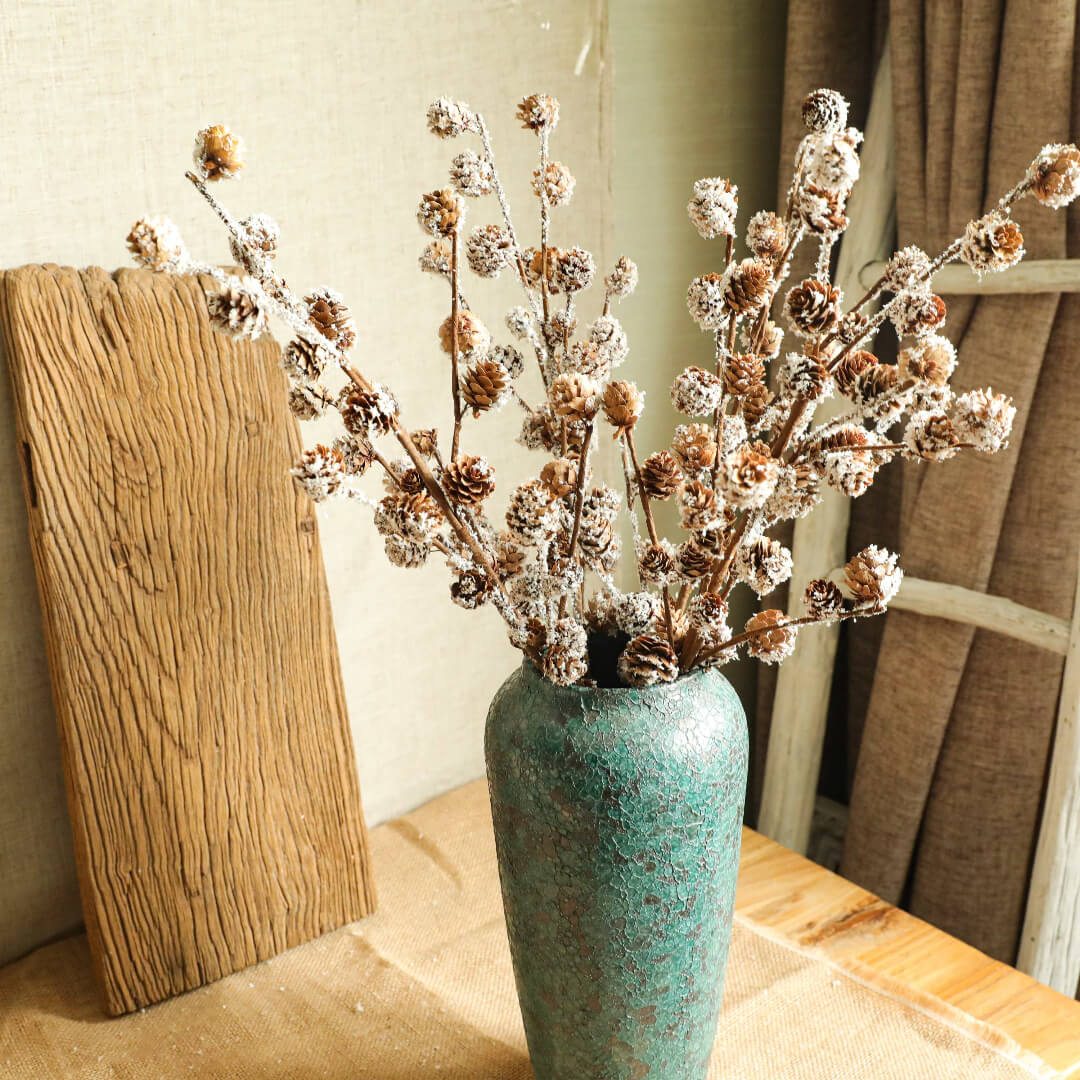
<box><xmin>485</xmin><ymin>660</ymin><xmax>748</xmax><ymax>1080</ymax></box>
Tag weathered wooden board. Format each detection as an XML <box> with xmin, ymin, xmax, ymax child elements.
<box><xmin>0</xmin><ymin>265</ymin><xmax>375</xmax><ymax>1015</ymax></box>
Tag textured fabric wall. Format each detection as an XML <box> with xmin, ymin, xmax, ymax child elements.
<box><xmin>0</xmin><ymin>0</ymin><xmax>613</xmax><ymax>966</ymax></box>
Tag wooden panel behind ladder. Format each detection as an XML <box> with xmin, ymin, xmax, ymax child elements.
<box><xmin>0</xmin><ymin>265</ymin><xmax>375</xmax><ymax>1015</ymax></box>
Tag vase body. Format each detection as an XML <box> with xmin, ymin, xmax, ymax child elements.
<box><xmin>485</xmin><ymin>660</ymin><xmax>748</xmax><ymax>1080</ymax></box>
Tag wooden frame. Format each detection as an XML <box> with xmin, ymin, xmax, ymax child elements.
<box><xmin>757</xmin><ymin>39</ymin><xmax>1080</xmax><ymax>997</ymax></box>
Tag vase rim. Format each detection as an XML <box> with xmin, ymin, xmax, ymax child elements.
<box><xmin>518</xmin><ymin>655</ymin><xmax>726</xmax><ymax>703</ymax></box>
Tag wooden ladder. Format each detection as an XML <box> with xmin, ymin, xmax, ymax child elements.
<box><xmin>757</xmin><ymin>40</ymin><xmax>1080</xmax><ymax>997</ymax></box>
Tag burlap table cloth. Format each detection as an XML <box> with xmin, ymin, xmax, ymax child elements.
<box><xmin>0</xmin><ymin>781</ymin><xmax>1062</xmax><ymax>1079</ymax></box>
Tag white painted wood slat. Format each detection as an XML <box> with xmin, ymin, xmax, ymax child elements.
<box><xmin>860</xmin><ymin>258</ymin><xmax>1080</xmax><ymax>294</ymax></box>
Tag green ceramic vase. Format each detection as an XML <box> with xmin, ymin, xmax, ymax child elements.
<box><xmin>485</xmin><ymin>658</ymin><xmax>748</xmax><ymax>1080</ymax></box>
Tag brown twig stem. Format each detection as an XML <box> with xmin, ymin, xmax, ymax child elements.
<box><xmin>450</xmin><ymin>229</ymin><xmax>463</xmax><ymax>460</ymax></box>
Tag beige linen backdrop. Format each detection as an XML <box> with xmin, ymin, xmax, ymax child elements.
<box><xmin>761</xmin><ymin>0</ymin><xmax>1080</xmax><ymax>980</ymax></box>
<box><xmin>0</xmin><ymin>0</ymin><xmax>788</xmax><ymax>968</ymax></box>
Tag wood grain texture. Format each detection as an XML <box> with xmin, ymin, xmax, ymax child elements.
<box><xmin>0</xmin><ymin>265</ymin><xmax>374</xmax><ymax>1015</ymax></box>
<box><xmin>737</xmin><ymin>826</ymin><xmax>1080</xmax><ymax>1076</ymax></box>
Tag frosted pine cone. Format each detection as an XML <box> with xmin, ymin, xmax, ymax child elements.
<box><xmin>540</xmin><ymin>457</ymin><xmax>579</xmax><ymax>499</ymax></box>
<box><xmin>784</xmin><ymin>279</ymin><xmax>840</xmax><ymax>336</ymax></box>
<box><xmin>742</xmin><ymin>381</ymin><xmax>774</xmax><ymax>425</ymax></box>
<box><xmin>602</xmin><ymin>380</ymin><xmax>644</xmax><ymax>437</ymax></box>
<box><xmin>750</xmin><ymin>318</ymin><xmax>785</xmax><ymax>359</ymax></box>
<box><xmin>306</xmin><ymin>287</ymin><xmax>356</xmax><ymax>350</ymax></box>
<box><xmin>736</xmin><ymin>537</ymin><xmax>793</xmax><ymax>597</ymax></box>
<box><xmin>419</xmin><ymin>237</ymin><xmax>454</xmax><ymax>278</ymax></box>
<box><xmin>778</xmin><ymin>352</ymin><xmax>829</xmax><ymax>402</ymax></box>
<box><xmin>374</xmin><ymin>491</ymin><xmax>443</xmax><ymax>541</ymax></box>
<box><xmin>898</xmin><ymin>335</ymin><xmax>957</xmax><ymax>387</ymax></box>
<box><xmin>903</xmin><ymin>411</ymin><xmax>959</xmax><ymax>461</ymax></box>
<box><xmin>543</xmin><ymin>640</ymin><xmax>588</xmax><ymax>687</ymax></box>
<box><xmin>340</xmin><ymin>384</ymin><xmax>399</xmax><ymax>436</ymax></box>
<box><xmin>794</xmin><ymin>184</ymin><xmax>849</xmax><ymax>234</ymax></box>
<box><xmin>590</xmin><ymin>314</ymin><xmax>630</xmax><ymax>367</ymax></box>
<box><xmin>671</xmin><ymin>365</ymin><xmax>724</xmax><ymax>416</ymax></box>
<box><xmin>439</xmin><ymin>310</ymin><xmax>491</xmax><ymax>356</ymax></box>
<box><xmin>461</xmin><ymin>359</ymin><xmax>510</xmax><ymax>416</ymax></box>
<box><xmin>230</xmin><ymin>213</ymin><xmax>279</xmax><ymax>269</ymax></box>
<box><xmin>450</xmin><ymin>150</ymin><xmax>495</xmax><ymax>196</ymax></box>
<box><xmin>618</xmin><ymin>635</ymin><xmax>679</xmax><ymax>687</ymax></box>
<box><xmin>410</xmin><ymin>429</ymin><xmax>440</xmax><ymax>458</ymax></box>
<box><xmin>678</xmin><ymin>479</ymin><xmax>722</xmax><ymax>532</ymax></box>
<box><xmin>804</xmin><ymin>131</ymin><xmax>861</xmax><ymax>194</ymax></box>
<box><xmin>952</xmin><ymin>389</ymin><xmax>1016</xmax><ymax>453</ymax></box>
<box><xmin>614</xmin><ymin>592</ymin><xmax>662</xmax><ymax>638</ymax></box>
<box><xmin>822</xmin><ymin>444</ymin><xmax>876</xmax><ymax>497</ymax></box>
<box><xmin>505</xmin><ymin>306</ymin><xmax>534</xmax><ymax>340</ymax></box>
<box><xmin>960</xmin><ymin>211</ymin><xmax>1024</xmax><ymax>276</ymax></box>
<box><xmin>689</xmin><ymin>592</ymin><xmax>732</xmax><ymax>649</ymax></box>
<box><xmin>533</xmin><ymin>161</ymin><xmax>575</xmax><ymax>206</ymax></box>
<box><xmin>640</xmin><ymin>451</ymin><xmax>682</xmax><ymax>499</ymax></box>
<box><xmin>384</xmin><ymin>535</ymin><xmax>431</xmax><ymax>569</ymax></box>
<box><xmin>281</xmin><ymin>337</ymin><xmax>329</xmax><ymax>383</ymax></box>
<box><xmin>193</xmin><ymin>124</ymin><xmax>245</xmax><ymax>181</ymax></box>
<box><xmin>884</xmin><ymin>246</ymin><xmax>932</xmax><ymax>292</ymax></box>
<box><xmin>801</xmin><ymin>89</ymin><xmax>849</xmax><ymax>134</ymax></box>
<box><xmin>638</xmin><ymin>540</ymin><xmax>678</xmax><ymax>585</ymax></box>
<box><xmin>845</xmin><ymin>546</ymin><xmax>902</xmax><ymax>606</ymax></box>
<box><xmin>889</xmin><ymin>291</ymin><xmax>946</xmax><ymax>337</ymax></box>
<box><xmin>506</xmin><ymin>480</ymin><xmax>556</xmax><ymax>543</ymax></box>
<box><xmin>605</xmin><ymin>255</ymin><xmax>639</xmax><ymax>298</ymax></box>
<box><xmin>804</xmin><ymin>578</ymin><xmax>845</xmax><ymax>619</ymax></box>
<box><xmin>720</xmin><ymin>258</ymin><xmax>772</xmax><ymax>315</ymax></box>
<box><xmin>553</xmin><ymin>247</ymin><xmax>596</xmax><ymax>293</ymax></box>
<box><xmin>676</xmin><ymin>540</ymin><xmax>713</xmax><ymax>580</ymax></box>
<box><xmin>494</xmin><ymin>534</ymin><xmax>526</xmax><ymax>580</ymax></box>
<box><xmin>687</xmin><ymin>177</ymin><xmax>739</xmax><ymax>239</ymax></box>
<box><xmin>288</xmin><ymin>385</ymin><xmax>325</xmax><ymax>420</ymax></box>
<box><xmin>686</xmin><ymin>273</ymin><xmax>727</xmax><ymax>330</ymax></box>
<box><xmin>746</xmin><ymin>210</ymin><xmax>787</xmax><ymax>258</ymax></box>
<box><xmin>466</xmin><ymin>224</ymin><xmax>515</xmax><ymax>278</ymax></box>
<box><xmin>551</xmin><ymin>372</ymin><xmax>600</xmax><ymax>422</ymax></box>
<box><xmin>427</xmin><ymin>98</ymin><xmax>476</xmax><ymax>138</ymax></box>
<box><xmin>206</xmin><ymin>277</ymin><xmax>268</xmax><ymax>340</ymax></box>
<box><xmin>744</xmin><ymin>610</ymin><xmax>798</xmax><ymax>664</ymax></box>
<box><xmin>417</xmin><ymin>188</ymin><xmax>464</xmax><ymax>236</ymax></box>
<box><xmin>127</xmin><ymin>216</ymin><xmax>186</xmax><ymax>272</ymax></box>
<box><xmin>672</xmin><ymin>423</ymin><xmax>717</xmax><ymax>474</ymax></box>
<box><xmin>834</xmin><ymin>349</ymin><xmax>878</xmax><ymax>398</ymax></box>
<box><xmin>719</xmin><ymin>444</ymin><xmax>780</xmax><ymax>509</ymax></box>
<box><xmin>334</xmin><ymin>435</ymin><xmax>377</xmax><ymax>476</ymax></box>
<box><xmin>292</xmin><ymin>444</ymin><xmax>344</xmax><ymax>502</ymax></box>
<box><xmin>517</xmin><ymin>93</ymin><xmax>560</xmax><ymax>132</ymax></box>
<box><xmin>724</xmin><ymin>353</ymin><xmax>766</xmax><ymax>398</ymax></box>
<box><xmin>451</xmin><ymin>569</ymin><xmax>494</xmax><ymax>609</ymax></box>
<box><xmin>442</xmin><ymin>455</ymin><xmax>495</xmax><ymax>505</ymax></box>
<box><xmin>1027</xmin><ymin>143</ymin><xmax>1080</xmax><ymax>208</ymax></box>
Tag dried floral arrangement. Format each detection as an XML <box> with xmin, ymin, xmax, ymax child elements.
<box><xmin>127</xmin><ymin>95</ymin><xmax>1080</xmax><ymax>688</ymax></box>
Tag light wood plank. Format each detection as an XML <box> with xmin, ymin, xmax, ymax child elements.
<box><xmin>1018</xmin><ymin>548</ymin><xmax>1080</xmax><ymax>996</ymax></box>
<box><xmin>887</xmin><ymin>576</ymin><xmax>1069</xmax><ymax>655</ymax></box>
<box><xmin>860</xmin><ymin>258</ymin><xmax>1080</xmax><ymax>294</ymax></box>
<box><xmin>759</xmin><ymin>40</ymin><xmax>895</xmax><ymax>854</ymax></box>
<box><xmin>738</xmin><ymin>826</ymin><xmax>1080</xmax><ymax>1075</ymax></box>
<box><xmin>0</xmin><ymin>265</ymin><xmax>375</xmax><ymax>1015</ymax></box>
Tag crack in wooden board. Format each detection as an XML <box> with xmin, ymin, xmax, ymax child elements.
<box><xmin>0</xmin><ymin>265</ymin><xmax>375</xmax><ymax>1015</ymax></box>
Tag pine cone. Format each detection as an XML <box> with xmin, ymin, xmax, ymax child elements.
<box><xmin>540</xmin><ymin>457</ymin><xmax>579</xmax><ymax>499</ymax></box>
<box><xmin>442</xmin><ymin>455</ymin><xmax>495</xmax><ymax>505</ymax></box>
<box><xmin>461</xmin><ymin>359</ymin><xmax>508</xmax><ymax>416</ymax></box>
<box><xmin>506</xmin><ymin>480</ymin><xmax>555</xmax><ymax>543</ymax></box>
<box><xmin>517</xmin><ymin>93</ymin><xmax>560</xmax><ymax>132</ymax></box>
<box><xmin>742</xmin><ymin>381</ymin><xmax>773</xmax><ymax>424</ymax></box>
<box><xmin>411</xmin><ymin>429</ymin><xmax>440</xmax><ymax>457</ymax></box>
<box><xmin>543</xmin><ymin>644</ymin><xmax>588</xmax><ymax>686</ymax></box>
<box><xmin>1027</xmin><ymin>143</ymin><xmax>1080</xmax><ymax>208</ymax></box>
<box><xmin>340</xmin><ymin>385</ymin><xmax>399</xmax><ymax>436</ymax></box>
<box><xmin>533</xmin><ymin>160</ymin><xmax>576</xmax><ymax>206</ymax></box>
<box><xmin>552</xmin><ymin>247</ymin><xmax>596</xmax><ymax>294</ymax></box>
<box><xmin>638</xmin><ymin>543</ymin><xmax>676</xmax><ymax>584</ymax></box>
<box><xmin>672</xmin><ymin>423</ymin><xmax>717</xmax><ymax>473</ymax></box>
<box><xmin>281</xmin><ymin>337</ymin><xmax>329</xmax><ymax>382</ymax></box>
<box><xmin>737</xmin><ymin>537</ymin><xmax>793</xmax><ymax>597</ymax></box>
<box><xmin>889</xmin><ymin>291</ymin><xmax>947</xmax><ymax>337</ymax></box>
<box><xmin>781</xmin><ymin>353</ymin><xmax>828</xmax><ymax>401</ymax></box>
<box><xmin>640</xmin><ymin>451</ymin><xmax>682</xmax><ymax>499</ymax></box>
<box><xmin>675</xmin><ymin>539</ymin><xmax>713</xmax><ymax>580</ymax></box>
<box><xmin>744</xmin><ymin>609</ymin><xmax>798</xmax><ymax>663</ymax></box>
<box><xmin>288</xmin><ymin>385</ymin><xmax>324</xmax><ymax>420</ymax></box>
<box><xmin>127</xmin><ymin>216</ymin><xmax>185</xmax><ymax>272</ymax></box>
<box><xmin>305</xmin><ymin>288</ymin><xmax>356</xmax><ymax>350</ymax></box>
<box><xmin>417</xmin><ymin>187</ymin><xmax>464</xmax><ymax>236</ymax></box>
<box><xmin>578</xmin><ymin>518</ymin><xmax>620</xmax><ymax>571</ymax></box>
<box><xmin>551</xmin><ymin>373</ymin><xmax>599</xmax><ymax>422</ymax></box>
<box><xmin>495</xmin><ymin>534</ymin><xmax>526</xmax><ymax>580</ymax></box>
<box><xmin>292</xmin><ymin>444</ymin><xmax>345</xmax><ymax>502</ymax></box>
<box><xmin>724</xmin><ymin>353</ymin><xmax>766</xmax><ymax>398</ymax></box>
<box><xmin>439</xmin><ymin>310</ymin><xmax>491</xmax><ymax>355</ymax></box>
<box><xmin>854</xmin><ymin>363</ymin><xmax>899</xmax><ymax>406</ymax></box>
<box><xmin>206</xmin><ymin>278</ymin><xmax>267</xmax><ymax>340</ymax></box>
<box><xmin>721</xmin><ymin>258</ymin><xmax>773</xmax><ymax>315</ymax></box>
<box><xmin>804</xmin><ymin>578</ymin><xmax>845</xmax><ymax>618</ymax></box>
<box><xmin>795</xmin><ymin>184</ymin><xmax>849</xmax><ymax>234</ymax></box>
<box><xmin>678</xmin><ymin>480</ymin><xmax>720</xmax><ymax>532</ymax></box>
<box><xmin>333</xmin><ymin>435</ymin><xmax>376</xmax><ymax>476</ymax></box>
<box><xmin>960</xmin><ymin>212</ymin><xmax>1024</xmax><ymax>276</ymax></box>
<box><xmin>784</xmin><ymin>279</ymin><xmax>840</xmax><ymax>336</ymax></box>
<box><xmin>466</xmin><ymin>224</ymin><xmax>514</xmax><ymax>278</ymax></box>
<box><xmin>845</xmin><ymin>546</ymin><xmax>902</xmax><ymax>606</ymax></box>
<box><xmin>802</xmin><ymin>89</ymin><xmax>849</xmax><ymax>134</ymax></box>
<box><xmin>814</xmin><ymin>425</ymin><xmax>869</xmax><ymax>454</ymax></box>
<box><xmin>833</xmin><ymin>349</ymin><xmax>878</xmax><ymax>397</ymax></box>
<box><xmin>719</xmin><ymin>444</ymin><xmax>780</xmax><ymax>510</ymax></box>
<box><xmin>193</xmin><ymin>124</ymin><xmax>245</xmax><ymax>181</ymax></box>
<box><xmin>746</xmin><ymin>210</ymin><xmax>787</xmax><ymax>258</ymax></box>
<box><xmin>899</xmin><ymin>337</ymin><xmax>955</xmax><ymax>387</ymax></box>
<box><xmin>606</xmin><ymin>255</ymin><xmax>639</xmax><ymax>298</ymax></box>
<box><xmin>602</xmin><ymin>381</ymin><xmax>644</xmax><ymax>437</ymax></box>
<box><xmin>617</xmin><ymin>635</ymin><xmax>679</xmax><ymax>687</ymax></box>
<box><xmin>450</xmin><ymin>569</ymin><xmax>494</xmax><ymax>609</ymax></box>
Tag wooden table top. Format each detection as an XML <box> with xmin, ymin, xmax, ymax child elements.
<box><xmin>737</xmin><ymin>826</ymin><xmax>1080</xmax><ymax>1076</ymax></box>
